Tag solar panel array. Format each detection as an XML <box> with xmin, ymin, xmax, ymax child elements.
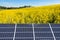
<box><xmin>0</xmin><ymin>24</ymin><xmax>60</xmax><ymax>40</ymax></box>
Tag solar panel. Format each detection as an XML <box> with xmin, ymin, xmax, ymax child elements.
<box><xmin>51</xmin><ymin>24</ymin><xmax>60</xmax><ymax>40</ymax></box>
<box><xmin>34</xmin><ymin>24</ymin><xmax>54</xmax><ymax>40</ymax></box>
<box><xmin>0</xmin><ymin>24</ymin><xmax>60</xmax><ymax>40</ymax></box>
<box><xmin>15</xmin><ymin>24</ymin><xmax>33</xmax><ymax>40</ymax></box>
<box><xmin>0</xmin><ymin>24</ymin><xmax>15</xmax><ymax>40</ymax></box>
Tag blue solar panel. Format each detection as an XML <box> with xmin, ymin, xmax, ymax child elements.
<box><xmin>34</xmin><ymin>24</ymin><xmax>49</xmax><ymax>27</ymax></box>
<box><xmin>56</xmin><ymin>38</ymin><xmax>60</xmax><ymax>40</ymax></box>
<box><xmin>16</xmin><ymin>28</ymin><xmax>33</xmax><ymax>32</ymax></box>
<box><xmin>35</xmin><ymin>38</ymin><xmax>54</xmax><ymax>40</ymax></box>
<box><xmin>16</xmin><ymin>33</ymin><xmax>33</xmax><ymax>37</ymax></box>
<box><xmin>53</xmin><ymin>28</ymin><xmax>60</xmax><ymax>32</ymax></box>
<box><xmin>15</xmin><ymin>39</ymin><xmax>33</xmax><ymax>40</ymax></box>
<box><xmin>51</xmin><ymin>24</ymin><xmax>60</xmax><ymax>40</ymax></box>
<box><xmin>34</xmin><ymin>28</ymin><xmax>51</xmax><ymax>32</ymax></box>
<box><xmin>0</xmin><ymin>24</ymin><xmax>60</xmax><ymax>40</ymax></box>
<box><xmin>17</xmin><ymin>24</ymin><xmax>32</xmax><ymax>27</ymax></box>
<box><xmin>0</xmin><ymin>24</ymin><xmax>15</xmax><ymax>40</ymax></box>
<box><xmin>51</xmin><ymin>24</ymin><xmax>60</xmax><ymax>27</ymax></box>
<box><xmin>15</xmin><ymin>24</ymin><xmax>33</xmax><ymax>40</ymax></box>
<box><xmin>0</xmin><ymin>39</ymin><xmax>13</xmax><ymax>40</ymax></box>
<box><xmin>0</xmin><ymin>33</ymin><xmax>14</xmax><ymax>37</ymax></box>
<box><xmin>0</xmin><ymin>24</ymin><xmax>15</xmax><ymax>27</ymax></box>
<box><xmin>34</xmin><ymin>24</ymin><xmax>54</xmax><ymax>40</ymax></box>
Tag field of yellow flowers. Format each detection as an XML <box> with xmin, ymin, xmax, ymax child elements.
<box><xmin>0</xmin><ymin>5</ymin><xmax>60</xmax><ymax>24</ymax></box>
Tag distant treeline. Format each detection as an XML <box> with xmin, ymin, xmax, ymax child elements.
<box><xmin>0</xmin><ymin>6</ymin><xmax>31</xmax><ymax>9</ymax></box>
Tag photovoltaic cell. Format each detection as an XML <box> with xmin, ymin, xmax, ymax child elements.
<box><xmin>16</xmin><ymin>28</ymin><xmax>33</xmax><ymax>32</ymax></box>
<box><xmin>16</xmin><ymin>33</ymin><xmax>33</xmax><ymax>37</ymax></box>
<box><xmin>34</xmin><ymin>24</ymin><xmax>49</xmax><ymax>27</ymax></box>
<box><xmin>0</xmin><ymin>39</ymin><xmax>13</xmax><ymax>40</ymax></box>
<box><xmin>36</xmin><ymin>38</ymin><xmax>54</xmax><ymax>40</ymax></box>
<box><xmin>56</xmin><ymin>38</ymin><xmax>60</xmax><ymax>40</ymax></box>
<box><xmin>17</xmin><ymin>24</ymin><xmax>32</xmax><ymax>27</ymax></box>
<box><xmin>0</xmin><ymin>33</ymin><xmax>14</xmax><ymax>37</ymax></box>
<box><xmin>51</xmin><ymin>24</ymin><xmax>60</xmax><ymax>27</ymax></box>
<box><xmin>0</xmin><ymin>28</ymin><xmax>14</xmax><ymax>32</ymax></box>
<box><xmin>0</xmin><ymin>24</ymin><xmax>15</xmax><ymax>27</ymax></box>
<box><xmin>35</xmin><ymin>33</ymin><xmax>53</xmax><ymax>37</ymax></box>
<box><xmin>34</xmin><ymin>28</ymin><xmax>51</xmax><ymax>32</ymax></box>
<box><xmin>15</xmin><ymin>39</ymin><xmax>33</xmax><ymax>40</ymax></box>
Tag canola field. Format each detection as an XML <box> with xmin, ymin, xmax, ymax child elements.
<box><xmin>0</xmin><ymin>5</ymin><xmax>60</xmax><ymax>24</ymax></box>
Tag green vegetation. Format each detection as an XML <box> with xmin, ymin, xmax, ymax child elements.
<box><xmin>0</xmin><ymin>5</ymin><xmax>31</xmax><ymax>9</ymax></box>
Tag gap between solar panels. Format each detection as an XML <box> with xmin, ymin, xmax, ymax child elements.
<box><xmin>13</xmin><ymin>24</ymin><xmax>17</xmax><ymax>40</ymax></box>
<box><xmin>32</xmin><ymin>24</ymin><xmax>35</xmax><ymax>40</ymax></box>
<box><xmin>49</xmin><ymin>23</ymin><xmax>56</xmax><ymax>40</ymax></box>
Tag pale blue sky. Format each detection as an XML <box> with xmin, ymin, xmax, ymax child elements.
<box><xmin>0</xmin><ymin>0</ymin><xmax>60</xmax><ymax>7</ymax></box>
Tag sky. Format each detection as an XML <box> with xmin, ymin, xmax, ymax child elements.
<box><xmin>0</xmin><ymin>0</ymin><xmax>60</xmax><ymax>7</ymax></box>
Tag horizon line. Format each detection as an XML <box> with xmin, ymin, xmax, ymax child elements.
<box><xmin>0</xmin><ymin>4</ymin><xmax>60</xmax><ymax>7</ymax></box>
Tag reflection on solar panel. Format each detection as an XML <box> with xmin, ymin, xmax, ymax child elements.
<box><xmin>0</xmin><ymin>24</ymin><xmax>60</xmax><ymax>40</ymax></box>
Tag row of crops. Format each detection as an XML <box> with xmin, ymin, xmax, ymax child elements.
<box><xmin>0</xmin><ymin>5</ymin><xmax>60</xmax><ymax>24</ymax></box>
